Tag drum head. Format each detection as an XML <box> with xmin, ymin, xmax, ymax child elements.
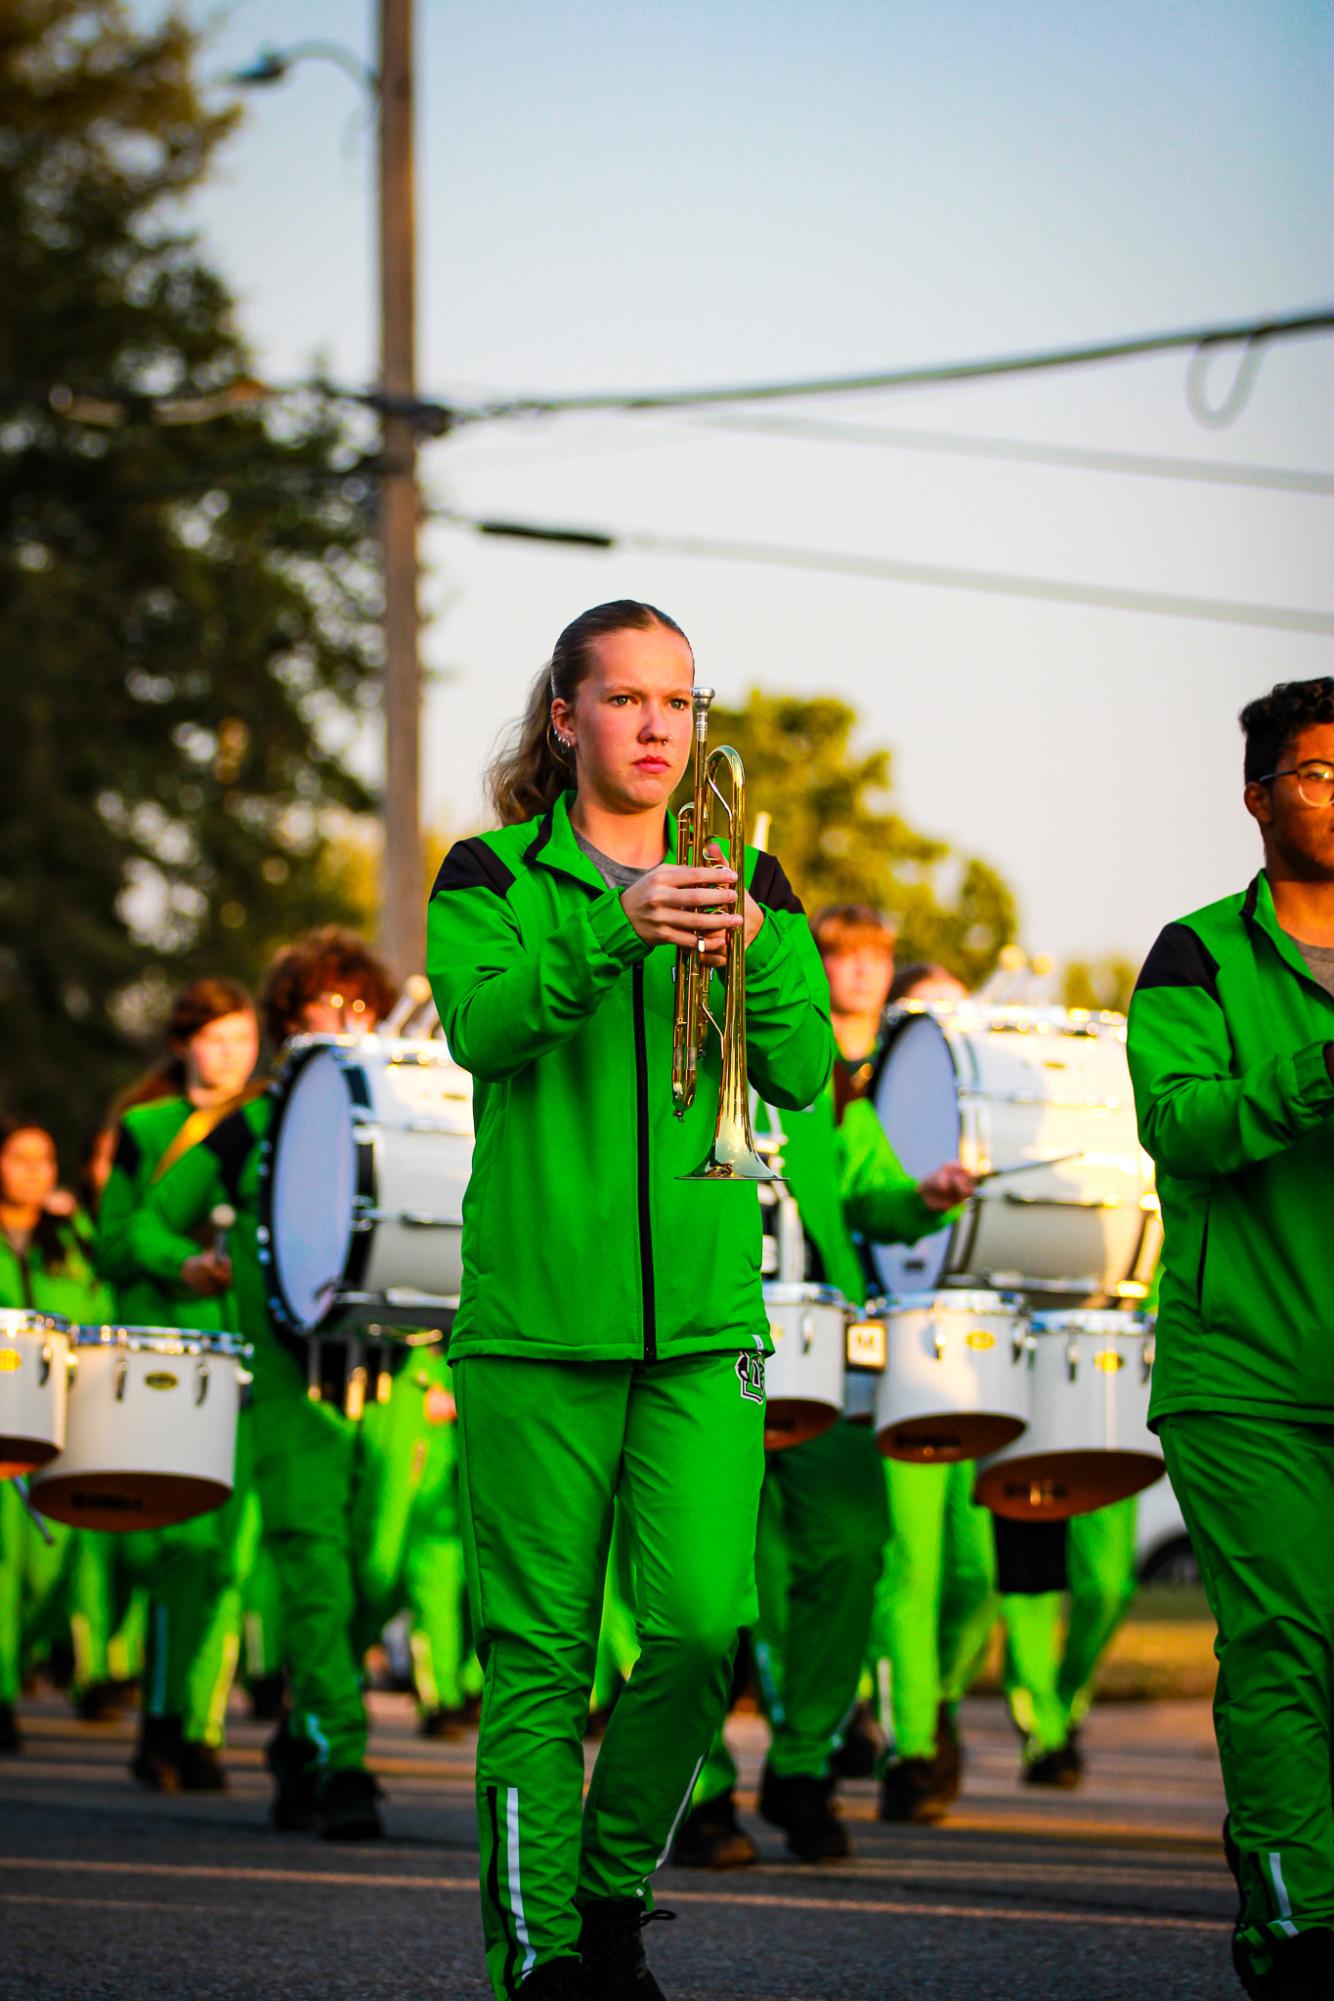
<box><xmin>269</xmin><ymin>1049</ymin><xmax>358</xmax><ymax>1332</ymax></box>
<box><xmin>869</xmin><ymin>1014</ymin><xmax>961</xmax><ymax>1295</ymax></box>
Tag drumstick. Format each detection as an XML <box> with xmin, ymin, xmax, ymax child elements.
<box><xmin>210</xmin><ymin>1204</ymin><xmax>237</xmax><ymax>1258</ymax></box>
<box><xmin>13</xmin><ymin>1478</ymin><xmax>55</xmax><ymax>1547</ymax></box>
<box><xmin>972</xmin><ymin>1151</ymin><xmax>1084</xmax><ymax>1185</ymax></box>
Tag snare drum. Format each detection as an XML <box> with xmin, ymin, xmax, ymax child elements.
<box><xmin>30</xmin><ymin>1327</ymin><xmax>251</xmax><ymax>1532</ymax></box>
<box><xmin>974</xmin><ymin>1311</ymin><xmax>1163</xmax><ymax>1521</ymax></box>
<box><xmin>762</xmin><ymin>1283</ymin><xmax>848</xmax><ymax>1451</ymax></box>
<box><xmin>868</xmin><ymin>1005</ymin><xmax>1161</xmax><ymax>1308</ymax></box>
<box><xmin>874</xmin><ymin>1290</ymin><xmax>1029</xmax><ymax>1462</ymax></box>
<box><xmin>0</xmin><ymin>1310</ymin><xmax>71</xmax><ymax>1479</ymax></box>
<box><xmin>260</xmin><ymin>1034</ymin><xmax>473</xmax><ymax>1337</ymax></box>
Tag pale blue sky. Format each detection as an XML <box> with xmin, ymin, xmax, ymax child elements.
<box><xmin>140</xmin><ymin>0</ymin><xmax>1333</xmax><ymax>959</ymax></box>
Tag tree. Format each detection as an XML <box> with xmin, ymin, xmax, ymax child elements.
<box><xmin>0</xmin><ymin>2</ymin><xmax>384</xmax><ymax>1153</ymax></box>
<box><xmin>696</xmin><ymin>692</ymin><xmax>1017</xmax><ymax>987</ymax></box>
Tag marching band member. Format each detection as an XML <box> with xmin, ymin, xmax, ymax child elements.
<box><xmin>0</xmin><ymin>1117</ymin><xmax>114</xmax><ymax>1753</ymax></box>
<box><xmin>428</xmin><ymin>601</ymin><xmax>833</xmax><ymax>2000</ymax></box>
<box><xmin>95</xmin><ymin>980</ymin><xmax>261</xmax><ymax>1791</ymax></box>
<box><xmin>868</xmin><ymin>957</ymin><xmax>998</xmax><ymax>1824</ymax></box>
<box><xmin>135</xmin><ymin>929</ymin><xmax>404</xmax><ymax>1840</ymax></box>
<box><xmin>673</xmin><ymin>905</ymin><xmax>974</xmax><ymax>1867</ymax></box>
<box><xmin>1129</xmin><ymin>677</ymin><xmax>1334</xmax><ymax>2001</ymax></box>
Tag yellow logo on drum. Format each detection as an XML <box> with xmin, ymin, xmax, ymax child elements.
<box><xmin>144</xmin><ymin>1371</ymin><xmax>178</xmax><ymax>1391</ymax></box>
<box><xmin>965</xmin><ymin>1330</ymin><xmax>996</xmax><ymax>1352</ymax></box>
<box><xmin>769</xmin><ymin>1324</ymin><xmax>784</xmax><ymax>1347</ymax></box>
<box><xmin>1094</xmin><ymin>1350</ymin><xmax>1124</xmax><ymax>1374</ymax></box>
<box><xmin>0</xmin><ymin>1350</ymin><xmax>20</xmax><ymax>1373</ymax></box>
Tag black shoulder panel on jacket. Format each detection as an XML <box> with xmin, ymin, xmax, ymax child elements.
<box><xmin>431</xmin><ymin>838</ymin><xmax>515</xmax><ymax>899</ymax></box>
<box><xmin>751</xmin><ymin>852</ymin><xmax>805</xmax><ymax>917</ymax></box>
<box><xmin>1134</xmin><ymin>922</ymin><xmax>1220</xmax><ymax>1005</ymax></box>
<box><xmin>112</xmin><ymin>1123</ymin><xmax>141</xmax><ymax>1180</ymax></box>
<box><xmin>203</xmin><ymin>1107</ymin><xmax>256</xmax><ymax>1205</ymax></box>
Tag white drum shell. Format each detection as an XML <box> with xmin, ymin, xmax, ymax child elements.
<box><xmin>0</xmin><ymin>1312</ymin><xmax>70</xmax><ymax>1478</ymax></box>
<box><xmin>975</xmin><ymin>1312</ymin><xmax>1164</xmax><ymax>1521</ymax></box>
<box><xmin>870</xmin><ymin>1006</ymin><xmax>1162</xmax><ymax>1308</ymax></box>
<box><xmin>875</xmin><ymin>1291</ymin><xmax>1029</xmax><ymax>1463</ymax></box>
<box><xmin>31</xmin><ymin>1330</ymin><xmax>245</xmax><ymax>1533</ymax></box>
<box><xmin>265</xmin><ymin>1035</ymin><xmax>473</xmax><ymax>1336</ymax></box>
<box><xmin>762</xmin><ymin>1284</ymin><xmax>847</xmax><ymax>1451</ymax></box>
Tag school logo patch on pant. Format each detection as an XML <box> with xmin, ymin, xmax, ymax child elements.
<box><xmin>736</xmin><ymin>1352</ymin><xmax>766</xmax><ymax>1404</ymax></box>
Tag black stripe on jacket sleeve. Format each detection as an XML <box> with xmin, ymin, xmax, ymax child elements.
<box><xmin>751</xmin><ymin>851</ymin><xmax>805</xmax><ymax>916</ymax></box>
<box><xmin>112</xmin><ymin>1123</ymin><xmax>141</xmax><ymax>1179</ymax></box>
<box><xmin>1134</xmin><ymin>922</ymin><xmax>1220</xmax><ymax>1006</ymax></box>
<box><xmin>431</xmin><ymin>838</ymin><xmax>515</xmax><ymax>899</ymax></box>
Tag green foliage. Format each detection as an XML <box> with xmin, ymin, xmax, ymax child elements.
<box><xmin>1063</xmin><ymin>956</ymin><xmax>1138</xmax><ymax>1015</ymax></box>
<box><xmin>0</xmin><ymin>2</ymin><xmax>383</xmax><ymax>1154</ymax></box>
<box><xmin>695</xmin><ymin>691</ymin><xmax>1018</xmax><ymax>987</ymax></box>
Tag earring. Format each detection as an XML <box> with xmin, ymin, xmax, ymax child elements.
<box><xmin>549</xmin><ymin>723</ymin><xmax>574</xmax><ymax>758</ymax></box>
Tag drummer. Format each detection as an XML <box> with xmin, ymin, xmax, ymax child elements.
<box><xmin>0</xmin><ymin>1116</ymin><xmax>115</xmax><ymax>1754</ymax></box>
<box><xmin>95</xmin><ymin>979</ymin><xmax>263</xmax><ymax>1792</ymax></box>
<box><xmin>867</xmin><ymin>958</ymin><xmax>1000</xmax><ymax>1826</ymax></box>
<box><xmin>674</xmin><ymin>906</ymin><xmax>975</xmax><ymax>1866</ymax></box>
<box><xmin>135</xmin><ymin>928</ymin><xmax>437</xmax><ymax>1840</ymax></box>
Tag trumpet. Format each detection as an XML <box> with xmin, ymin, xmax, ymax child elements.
<box><xmin>670</xmin><ymin>687</ymin><xmax>777</xmax><ymax>1183</ymax></box>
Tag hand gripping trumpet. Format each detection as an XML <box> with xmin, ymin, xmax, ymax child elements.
<box><xmin>670</xmin><ymin>687</ymin><xmax>778</xmax><ymax>1183</ymax></box>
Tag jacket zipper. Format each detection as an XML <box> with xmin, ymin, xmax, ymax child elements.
<box><xmin>632</xmin><ymin>962</ymin><xmax>657</xmax><ymax>1362</ymax></box>
<box><xmin>1195</xmin><ymin>1199</ymin><xmax>1211</xmax><ymax>1312</ymax></box>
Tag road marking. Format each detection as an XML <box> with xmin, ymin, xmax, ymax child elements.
<box><xmin>0</xmin><ymin>1858</ymin><xmax>1223</xmax><ymax>1932</ymax></box>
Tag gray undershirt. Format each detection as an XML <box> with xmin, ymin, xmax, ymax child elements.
<box><xmin>1294</xmin><ymin>937</ymin><xmax>1334</xmax><ymax>998</ymax></box>
<box><xmin>573</xmin><ymin>829</ymin><xmax>657</xmax><ymax>891</ymax></box>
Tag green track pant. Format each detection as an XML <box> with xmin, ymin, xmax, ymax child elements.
<box><xmin>455</xmin><ymin>1351</ymin><xmax>764</xmax><ymax>2001</ymax></box>
<box><xmin>870</xmin><ymin>1458</ymin><xmax>998</xmax><ymax>1761</ymax></box>
<box><xmin>1002</xmin><ymin>1498</ymin><xmax>1139</xmax><ymax>1756</ymax></box>
<box><xmin>0</xmin><ymin>1483</ymin><xmax>71</xmax><ymax>1703</ymax></box>
<box><xmin>68</xmin><ymin>1535</ymin><xmax>146</xmax><ymax>1694</ymax></box>
<box><xmin>695</xmin><ymin>1419</ymin><xmax>887</xmax><ymax>1802</ymax></box>
<box><xmin>1161</xmin><ymin>1414</ymin><xmax>1334</xmax><ymax>1971</ymax></box>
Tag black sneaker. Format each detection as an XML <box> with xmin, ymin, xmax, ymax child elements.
<box><xmin>74</xmin><ymin>1681</ymin><xmax>123</xmax><ymax>1723</ymax></box>
<box><xmin>130</xmin><ymin>1713</ymin><xmax>183</xmax><ymax>1792</ymax></box>
<box><xmin>577</xmin><ymin>1898</ymin><xmax>672</xmax><ymax>1999</ymax></box>
<box><xmin>759</xmin><ymin>1766</ymin><xmax>851</xmax><ymax>1862</ymax></box>
<box><xmin>829</xmin><ymin>1702</ymin><xmax>880</xmax><ymax>1781</ymax></box>
<box><xmin>316</xmin><ymin>1765</ymin><xmax>384</xmax><ymax>1841</ymax></box>
<box><xmin>879</xmin><ymin>1754</ymin><xmax>951</xmax><ymax>1824</ymax></box>
<box><xmin>419</xmin><ymin>1705</ymin><xmax>465</xmax><ymax>1741</ymax></box>
<box><xmin>932</xmin><ymin>1703</ymin><xmax>963</xmax><ymax>1804</ymax></box>
<box><xmin>1232</xmin><ymin>1926</ymin><xmax>1334</xmax><ymax>2001</ymax></box>
<box><xmin>0</xmin><ymin>1702</ymin><xmax>20</xmax><ymax>1754</ymax></box>
<box><xmin>1023</xmin><ymin>1743</ymin><xmax>1083</xmax><ymax>1789</ymax></box>
<box><xmin>670</xmin><ymin>1792</ymin><xmax>758</xmax><ymax>1869</ymax></box>
<box><xmin>267</xmin><ymin>1723</ymin><xmax>321</xmax><ymax>1831</ymax></box>
<box><xmin>178</xmin><ymin>1739</ymin><xmax>228</xmax><ymax>1792</ymax></box>
<box><xmin>1224</xmin><ymin>1814</ymin><xmax>1245</xmax><ymax>1915</ymax></box>
<box><xmin>519</xmin><ymin>1959</ymin><xmax>588</xmax><ymax>1997</ymax></box>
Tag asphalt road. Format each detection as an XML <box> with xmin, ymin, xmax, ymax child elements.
<box><xmin>1</xmin><ymin>1691</ymin><xmax>1239</xmax><ymax>2000</ymax></box>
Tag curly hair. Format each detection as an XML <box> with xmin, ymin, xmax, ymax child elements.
<box><xmin>485</xmin><ymin>600</ymin><xmax>692</xmax><ymax>827</ymax></box>
<box><xmin>261</xmin><ymin>928</ymin><xmax>396</xmax><ymax>1047</ymax></box>
<box><xmin>1240</xmin><ymin>679</ymin><xmax>1334</xmax><ymax>785</ymax></box>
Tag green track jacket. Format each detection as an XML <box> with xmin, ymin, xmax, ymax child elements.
<box><xmin>427</xmin><ymin>792</ymin><xmax>835</xmax><ymax>1364</ymax></box>
<box><xmin>771</xmin><ymin>1077</ymin><xmax>940</xmax><ymax>1308</ymax></box>
<box><xmin>96</xmin><ymin>1098</ymin><xmax>236</xmax><ymax>1332</ymax></box>
<box><xmin>1127</xmin><ymin>870</ymin><xmax>1334</xmax><ymax>1424</ymax></box>
<box><xmin>0</xmin><ymin>1215</ymin><xmax>113</xmax><ymax>1324</ymax></box>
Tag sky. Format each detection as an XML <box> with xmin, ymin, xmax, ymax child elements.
<box><xmin>138</xmin><ymin>0</ymin><xmax>1333</xmax><ymax>963</ymax></box>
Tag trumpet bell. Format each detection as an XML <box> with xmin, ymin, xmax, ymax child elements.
<box><xmin>682</xmin><ymin>1119</ymin><xmax>780</xmax><ymax>1184</ymax></box>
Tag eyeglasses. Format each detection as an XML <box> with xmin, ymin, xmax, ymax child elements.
<box><xmin>1258</xmin><ymin>762</ymin><xmax>1334</xmax><ymax>808</ymax></box>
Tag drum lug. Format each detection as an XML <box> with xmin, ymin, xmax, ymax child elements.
<box><xmin>1142</xmin><ymin>1339</ymin><xmax>1155</xmax><ymax>1383</ymax></box>
<box><xmin>195</xmin><ymin>1361</ymin><xmax>210</xmax><ymax>1408</ymax></box>
<box><xmin>114</xmin><ymin>1358</ymin><xmax>129</xmax><ymax>1402</ymax></box>
<box><xmin>1011</xmin><ymin>1328</ymin><xmax>1029</xmax><ymax>1366</ymax></box>
<box><xmin>38</xmin><ymin>1343</ymin><xmax>52</xmax><ymax>1386</ymax></box>
<box><xmin>800</xmin><ymin>1311</ymin><xmax>815</xmax><ymax>1354</ymax></box>
<box><xmin>1066</xmin><ymin>1339</ymin><xmax>1080</xmax><ymax>1383</ymax></box>
<box><xmin>933</xmin><ymin>1326</ymin><xmax>947</xmax><ymax>1362</ymax></box>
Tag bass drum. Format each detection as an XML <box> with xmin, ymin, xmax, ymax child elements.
<box><xmin>260</xmin><ymin>1035</ymin><xmax>473</xmax><ymax>1338</ymax></box>
<box><xmin>868</xmin><ymin>1005</ymin><xmax>1161</xmax><ymax>1308</ymax></box>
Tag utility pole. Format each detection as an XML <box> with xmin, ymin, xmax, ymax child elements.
<box><xmin>378</xmin><ymin>0</ymin><xmax>421</xmax><ymax>977</ymax></box>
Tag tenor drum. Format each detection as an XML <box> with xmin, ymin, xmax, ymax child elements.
<box><xmin>874</xmin><ymin>1290</ymin><xmax>1029</xmax><ymax>1462</ymax></box>
<box><xmin>0</xmin><ymin>1311</ymin><xmax>71</xmax><ymax>1479</ymax></box>
<box><xmin>30</xmin><ymin>1327</ymin><xmax>250</xmax><ymax>1532</ymax></box>
<box><xmin>261</xmin><ymin>1034</ymin><xmax>473</xmax><ymax>1337</ymax></box>
<box><xmin>762</xmin><ymin>1283</ymin><xmax>847</xmax><ymax>1451</ymax></box>
<box><xmin>974</xmin><ymin>1311</ymin><xmax>1163</xmax><ymax>1521</ymax></box>
<box><xmin>868</xmin><ymin>1005</ymin><xmax>1161</xmax><ymax>1308</ymax></box>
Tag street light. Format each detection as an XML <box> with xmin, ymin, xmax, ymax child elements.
<box><xmin>230</xmin><ymin>3</ymin><xmax>424</xmax><ymax>981</ymax></box>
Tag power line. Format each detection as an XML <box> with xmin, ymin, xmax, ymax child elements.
<box><xmin>687</xmin><ymin>412</ymin><xmax>1334</xmax><ymax>498</ymax></box>
<box><xmin>435</xmin><ymin>509</ymin><xmax>1334</xmax><ymax>638</ymax></box>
